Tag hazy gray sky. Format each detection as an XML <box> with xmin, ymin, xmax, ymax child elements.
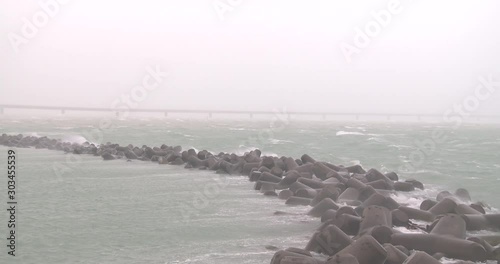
<box><xmin>1</xmin><ymin>0</ymin><xmax>500</xmax><ymax>115</ymax></box>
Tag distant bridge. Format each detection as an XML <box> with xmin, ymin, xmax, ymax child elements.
<box><xmin>1</xmin><ymin>104</ymin><xmax>499</xmax><ymax>121</ymax></box>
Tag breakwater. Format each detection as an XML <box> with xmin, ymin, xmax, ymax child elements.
<box><xmin>1</xmin><ymin>133</ymin><xmax>499</xmax><ymax>263</ymax></box>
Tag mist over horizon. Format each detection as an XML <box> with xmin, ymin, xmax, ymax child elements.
<box><xmin>1</xmin><ymin>0</ymin><xmax>500</xmax><ymax>116</ymax></box>
<box><xmin>3</xmin><ymin>2</ymin><xmax>500</xmax><ymax>264</ymax></box>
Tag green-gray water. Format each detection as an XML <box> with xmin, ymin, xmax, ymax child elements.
<box><xmin>1</xmin><ymin>118</ymin><xmax>499</xmax><ymax>263</ymax></box>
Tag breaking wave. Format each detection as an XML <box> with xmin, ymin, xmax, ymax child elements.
<box><xmin>336</xmin><ymin>131</ymin><xmax>365</xmax><ymax>136</ymax></box>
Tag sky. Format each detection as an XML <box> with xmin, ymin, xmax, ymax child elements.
<box><xmin>1</xmin><ymin>0</ymin><xmax>500</xmax><ymax>116</ymax></box>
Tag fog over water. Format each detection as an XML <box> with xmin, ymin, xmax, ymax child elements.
<box><xmin>1</xmin><ymin>0</ymin><xmax>500</xmax><ymax>116</ymax></box>
<box><xmin>2</xmin><ymin>2</ymin><xmax>500</xmax><ymax>264</ymax></box>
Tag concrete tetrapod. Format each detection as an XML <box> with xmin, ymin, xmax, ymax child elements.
<box><xmin>391</xmin><ymin>233</ymin><xmax>487</xmax><ymax>261</ymax></box>
<box><xmin>327</xmin><ymin>235</ymin><xmax>387</xmax><ymax>264</ymax></box>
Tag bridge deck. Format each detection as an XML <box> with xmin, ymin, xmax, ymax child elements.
<box><xmin>0</xmin><ymin>104</ymin><xmax>499</xmax><ymax>119</ymax></box>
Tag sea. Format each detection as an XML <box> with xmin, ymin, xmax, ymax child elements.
<box><xmin>0</xmin><ymin>116</ymin><xmax>499</xmax><ymax>264</ymax></box>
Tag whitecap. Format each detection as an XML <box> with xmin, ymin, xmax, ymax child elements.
<box><xmin>343</xmin><ymin>126</ymin><xmax>366</xmax><ymax>131</ymax></box>
<box><xmin>411</xmin><ymin>169</ymin><xmax>451</xmax><ymax>177</ymax></box>
<box><xmin>61</xmin><ymin>135</ymin><xmax>95</xmax><ymax>145</ymax></box>
<box><xmin>388</xmin><ymin>144</ymin><xmax>412</xmax><ymax>150</ymax></box>
<box><xmin>336</xmin><ymin>131</ymin><xmax>365</xmax><ymax>136</ymax></box>
<box><xmin>390</xmin><ymin>193</ymin><xmax>424</xmax><ymax>208</ymax></box>
<box><xmin>235</xmin><ymin>147</ymin><xmax>258</xmax><ymax>155</ymax></box>
<box><xmin>348</xmin><ymin>160</ymin><xmax>362</xmax><ymax>166</ymax></box>
<box><xmin>367</xmin><ymin>137</ymin><xmax>385</xmax><ymax>143</ymax></box>
<box><xmin>262</xmin><ymin>152</ymin><xmax>279</xmax><ymax>157</ymax></box>
<box><xmin>269</xmin><ymin>138</ymin><xmax>294</xmax><ymax>144</ymax></box>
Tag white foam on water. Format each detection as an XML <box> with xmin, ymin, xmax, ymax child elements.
<box><xmin>391</xmin><ymin>192</ymin><xmax>425</xmax><ymax>208</ymax></box>
<box><xmin>269</xmin><ymin>138</ymin><xmax>294</xmax><ymax>144</ymax></box>
<box><xmin>61</xmin><ymin>135</ymin><xmax>94</xmax><ymax>145</ymax></box>
<box><xmin>390</xmin><ymin>185</ymin><xmax>442</xmax><ymax>208</ymax></box>
<box><xmin>367</xmin><ymin>137</ymin><xmax>386</xmax><ymax>142</ymax></box>
<box><xmin>262</xmin><ymin>152</ymin><xmax>279</xmax><ymax>157</ymax></box>
<box><xmin>393</xmin><ymin>226</ymin><xmax>426</xmax><ymax>234</ymax></box>
<box><xmin>348</xmin><ymin>160</ymin><xmax>362</xmax><ymax>166</ymax></box>
<box><xmin>231</xmin><ymin>146</ymin><xmax>257</xmax><ymax>156</ymax></box>
<box><xmin>388</xmin><ymin>144</ymin><xmax>412</xmax><ymax>150</ymax></box>
<box><xmin>343</xmin><ymin>126</ymin><xmax>366</xmax><ymax>131</ymax></box>
<box><xmin>336</xmin><ymin>131</ymin><xmax>365</xmax><ymax>136</ymax></box>
<box><xmin>411</xmin><ymin>169</ymin><xmax>453</xmax><ymax>178</ymax></box>
<box><xmin>233</xmin><ymin>146</ymin><xmax>279</xmax><ymax>157</ymax></box>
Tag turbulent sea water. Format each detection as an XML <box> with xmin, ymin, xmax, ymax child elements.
<box><xmin>0</xmin><ymin>117</ymin><xmax>499</xmax><ymax>264</ymax></box>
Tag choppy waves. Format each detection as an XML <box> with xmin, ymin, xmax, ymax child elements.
<box><xmin>336</xmin><ymin>131</ymin><xmax>365</xmax><ymax>136</ymax></box>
